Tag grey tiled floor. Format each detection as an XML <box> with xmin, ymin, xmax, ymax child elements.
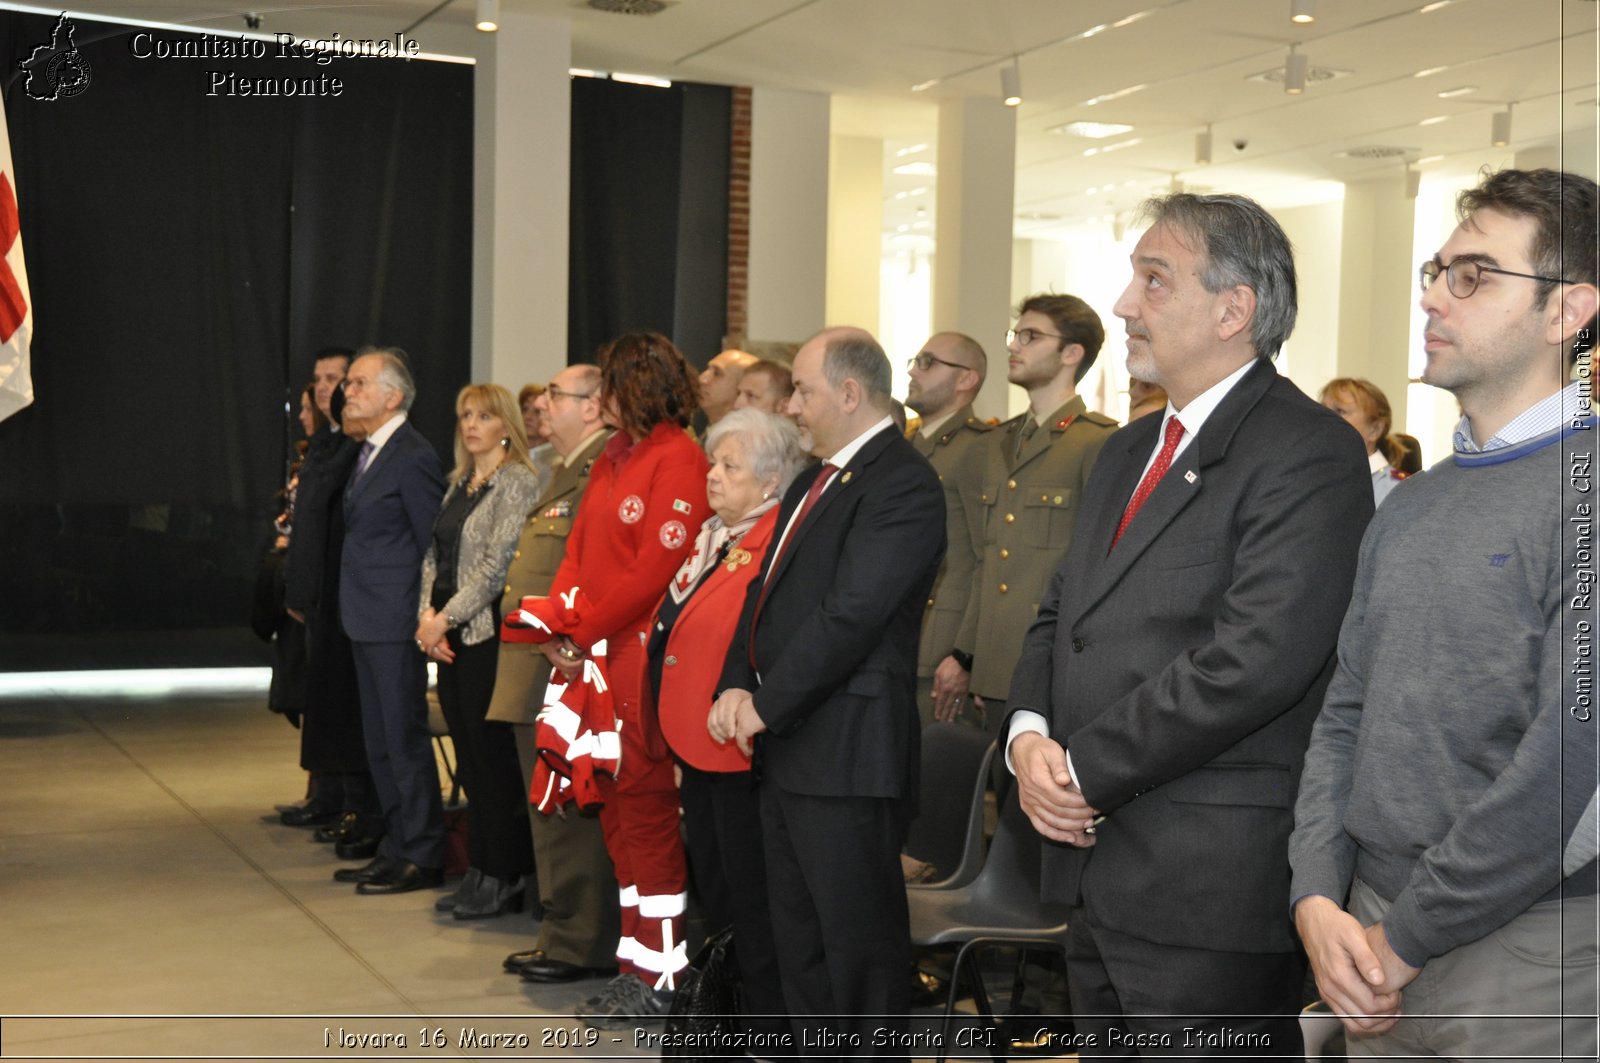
<box><xmin>0</xmin><ymin>680</ymin><xmax>646</xmax><ymax>1061</ymax></box>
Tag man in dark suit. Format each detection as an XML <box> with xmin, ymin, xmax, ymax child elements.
<box><xmin>711</xmin><ymin>327</ymin><xmax>945</xmax><ymax>1048</ymax></box>
<box><xmin>335</xmin><ymin>347</ymin><xmax>447</xmax><ymax>895</ymax></box>
<box><xmin>1006</xmin><ymin>193</ymin><xmax>1373</xmax><ymax>1055</ymax></box>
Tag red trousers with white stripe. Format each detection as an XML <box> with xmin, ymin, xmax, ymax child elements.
<box><xmin>596</xmin><ymin>632</ymin><xmax>688</xmax><ymax>988</ymax></box>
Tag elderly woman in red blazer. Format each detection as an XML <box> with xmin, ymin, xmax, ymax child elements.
<box><xmin>645</xmin><ymin>407</ymin><xmax>808</xmax><ymax>1039</ymax></box>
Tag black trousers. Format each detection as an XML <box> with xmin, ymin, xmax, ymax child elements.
<box><xmin>761</xmin><ymin>785</ymin><xmax>910</xmax><ymax>1055</ymax></box>
<box><xmin>1063</xmin><ymin>907</ymin><xmax>1305</xmax><ymax>1060</ymax></box>
<box><xmin>434</xmin><ymin>631</ymin><xmax>534</xmax><ymax>880</ymax></box>
<box><xmin>352</xmin><ymin>639</ymin><xmax>443</xmax><ymax>868</ymax></box>
<box><xmin>679</xmin><ymin>763</ymin><xmax>788</xmax><ymax>1039</ymax></box>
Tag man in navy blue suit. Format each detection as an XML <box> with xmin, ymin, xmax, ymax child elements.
<box><xmin>335</xmin><ymin>347</ymin><xmax>447</xmax><ymax>894</ymax></box>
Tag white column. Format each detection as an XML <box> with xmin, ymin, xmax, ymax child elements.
<box><xmin>825</xmin><ymin>135</ymin><xmax>883</xmax><ymax>335</ymax></box>
<box><xmin>747</xmin><ymin>86</ymin><xmax>829</xmax><ymax>344</ymax></box>
<box><xmin>472</xmin><ymin>12</ymin><xmax>571</xmax><ymax>388</ymax></box>
<box><xmin>932</xmin><ymin>97</ymin><xmax>1016</xmax><ymax>421</ymax></box>
<box><xmin>1336</xmin><ymin>176</ymin><xmax>1416</xmax><ymax>432</ymax></box>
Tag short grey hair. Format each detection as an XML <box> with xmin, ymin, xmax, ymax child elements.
<box><xmin>818</xmin><ymin>327</ymin><xmax>893</xmax><ymax>407</ymax></box>
<box><xmin>1135</xmin><ymin>193</ymin><xmax>1298</xmax><ymax>359</ymax></box>
<box><xmin>356</xmin><ymin>345</ymin><xmax>417</xmax><ymax>412</ymax></box>
<box><xmin>703</xmin><ymin>408</ymin><xmax>809</xmax><ymax>498</ymax></box>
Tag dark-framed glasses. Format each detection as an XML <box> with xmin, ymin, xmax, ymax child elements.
<box><xmin>1006</xmin><ymin>327</ymin><xmax>1066</xmax><ymax>347</ymax></box>
<box><xmin>1419</xmin><ymin>257</ymin><xmax>1573</xmax><ymax>299</ymax></box>
<box><xmin>906</xmin><ymin>351</ymin><xmax>968</xmax><ymax>372</ymax></box>
<box><xmin>546</xmin><ymin>385</ymin><xmax>594</xmax><ymax>403</ymax></box>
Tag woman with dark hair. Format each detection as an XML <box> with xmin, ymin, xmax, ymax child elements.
<box><xmin>501</xmin><ymin>331</ymin><xmax>709</xmax><ymax>1026</ymax></box>
<box><xmin>416</xmin><ymin>383</ymin><xmax>543</xmax><ymax>919</ymax></box>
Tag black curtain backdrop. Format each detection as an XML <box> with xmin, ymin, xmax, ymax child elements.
<box><xmin>0</xmin><ymin>11</ymin><xmax>471</xmax><ymax>668</ymax></box>
<box><xmin>568</xmin><ymin>77</ymin><xmax>729</xmax><ymax>367</ymax></box>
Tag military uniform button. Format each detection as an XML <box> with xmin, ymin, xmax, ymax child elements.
<box><xmin>1053</xmin><ymin>495</ymin><xmax>1063</xmax><ymax>504</ymax></box>
<box><xmin>1007</xmin><ymin>479</ymin><xmax>1017</xmax><ymax>490</ymax></box>
<box><xmin>999</xmin><ymin>548</ymin><xmax>1009</xmax><ymax>560</ymax></box>
<box><xmin>999</xmin><ymin>583</ymin><xmax>1009</xmax><ymax>593</ymax></box>
<box><xmin>1005</xmin><ymin>513</ymin><xmax>1015</xmax><ymax>524</ymax></box>
<box><xmin>513</xmin><ymin>550</ymin><xmax>521</xmax><ymax>560</ymax></box>
<box><xmin>927</xmin><ymin>598</ymin><xmax>935</xmax><ymax>607</ymax></box>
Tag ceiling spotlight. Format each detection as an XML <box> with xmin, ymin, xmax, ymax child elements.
<box><xmin>1491</xmin><ymin>106</ymin><xmax>1512</xmax><ymax>147</ymax></box>
<box><xmin>1291</xmin><ymin>0</ymin><xmax>1316</xmax><ymax>23</ymax></box>
<box><xmin>1001</xmin><ymin>57</ymin><xmax>1022</xmax><ymax>107</ymax></box>
<box><xmin>1195</xmin><ymin>125</ymin><xmax>1212</xmax><ymax>165</ymax></box>
<box><xmin>1284</xmin><ymin>47</ymin><xmax>1308</xmax><ymax>94</ymax></box>
<box><xmin>476</xmin><ymin>0</ymin><xmax>499</xmax><ymax>32</ymax></box>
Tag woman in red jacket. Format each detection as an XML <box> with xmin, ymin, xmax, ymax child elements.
<box><xmin>647</xmin><ymin>408</ymin><xmax>808</xmax><ymax>1038</ymax></box>
<box><xmin>503</xmin><ymin>332</ymin><xmax>709</xmax><ymax>1027</ymax></box>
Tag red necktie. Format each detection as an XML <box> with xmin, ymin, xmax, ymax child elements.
<box><xmin>1111</xmin><ymin>416</ymin><xmax>1185</xmax><ymax>550</ymax></box>
<box><xmin>748</xmin><ymin>463</ymin><xmax>837</xmax><ymax>666</ymax></box>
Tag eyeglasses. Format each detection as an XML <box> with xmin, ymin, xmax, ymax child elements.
<box><xmin>1006</xmin><ymin>327</ymin><xmax>1066</xmax><ymax>347</ymax></box>
<box><xmin>546</xmin><ymin>385</ymin><xmax>594</xmax><ymax>403</ymax></box>
<box><xmin>1419</xmin><ymin>257</ymin><xmax>1573</xmax><ymax>299</ymax></box>
<box><xmin>906</xmin><ymin>352</ymin><xmax>969</xmax><ymax>373</ymax></box>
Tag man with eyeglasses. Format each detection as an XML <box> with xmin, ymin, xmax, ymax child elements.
<box><xmin>1290</xmin><ymin>168</ymin><xmax>1599</xmax><ymax>1058</ymax></box>
<box><xmin>903</xmin><ymin>332</ymin><xmax>993</xmax><ymax>726</ymax></box>
<box><xmin>488</xmin><ymin>363</ymin><xmax>623</xmax><ymax>986</ymax></box>
<box><xmin>932</xmin><ymin>296</ymin><xmax>1117</xmax><ymax>743</ymax></box>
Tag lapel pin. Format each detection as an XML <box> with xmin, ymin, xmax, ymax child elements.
<box><xmin>1184</xmin><ymin>470</ymin><xmax>1198</xmax><ymax>484</ymax></box>
<box><xmin>841</xmin><ymin>471</ymin><xmax>853</xmax><ymax>484</ymax></box>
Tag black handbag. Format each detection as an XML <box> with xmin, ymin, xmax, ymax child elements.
<box><xmin>662</xmin><ymin>926</ymin><xmax>740</xmax><ymax>1061</ymax></box>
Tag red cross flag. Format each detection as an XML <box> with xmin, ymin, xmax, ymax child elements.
<box><xmin>0</xmin><ymin>100</ymin><xmax>31</xmax><ymax>422</ymax></box>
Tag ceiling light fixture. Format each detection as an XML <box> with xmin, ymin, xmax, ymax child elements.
<box><xmin>1284</xmin><ymin>46</ymin><xmax>1308</xmax><ymax>95</ymax></box>
<box><xmin>1001</xmin><ymin>57</ymin><xmax>1022</xmax><ymax>107</ymax></box>
<box><xmin>1196</xmin><ymin>125</ymin><xmax>1212</xmax><ymax>165</ymax></box>
<box><xmin>1085</xmin><ymin>84</ymin><xmax>1147</xmax><ymax>107</ymax></box>
<box><xmin>1419</xmin><ymin>115</ymin><xmax>1449</xmax><ymax>126</ymax></box>
<box><xmin>1491</xmin><ymin>105</ymin><xmax>1513</xmax><ymax>147</ymax></box>
<box><xmin>1049</xmin><ymin>121</ymin><xmax>1135</xmax><ymax>138</ymax></box>
<box><xmin>1419</xmin><ymin>0</ymin><xmax>1453</xmax><ymax>12</ymax></box>
<box><xmin>1437</xmin><ymin>85</ymin><xmax>1476</xmax><ymax>98</ymax></box>
<box><xmin>475</xmin><ymin>0</ymin><xmax>498</xmax><ymax>32</ymax></box>
<box><xmin>1413</xmin><ymin>66</ymin><xmax>1448</xmax><ymax>78</ymax></box>
<box><xmin>1291</xmin><ymin>0</ymin><xmax>1316</xmax><ymax>23</ymax></box>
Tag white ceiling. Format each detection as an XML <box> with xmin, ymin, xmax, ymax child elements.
<box><xmin>43</xmin><ymin>0</ymin><xmax>1600</xmax><ymax>240</ymax></box>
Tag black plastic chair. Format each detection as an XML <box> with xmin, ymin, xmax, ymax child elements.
<box><xmin>906</xmin><ymin>789</ymin><xmax>1072</xmax><ymax>1062</ymax></box>
<box><xmin>905</xmin><ymin>723</ymin><xmax>997</xmax><ymax>890</ymax></box>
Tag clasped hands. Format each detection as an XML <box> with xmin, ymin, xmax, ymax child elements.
<box><xmin>707</xmin><ymin>688</ymin><xmax>766</xmax><ymax>755</ymax></box>
<box><xmin>415</xmin><ymin>608</ymin><xmax>455</xmax><ymax>664</ymax></box>
<box><xmin>1010</xmin><ymin>731</ymin><xmax>1099</xmax><ymax>847</ymax></box>
<box><xmin>1295</xmin><ymin>896</ymin><xmax>1421</xmax><ymax>1036</ymax></box>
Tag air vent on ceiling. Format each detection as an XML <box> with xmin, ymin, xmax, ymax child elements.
<box><xmin>1336</xmin><ymin>145</ymin><xmax>1413</xmax><ymax>160</ymax></box>
<box><xmin>587</xmin><ymin>0</ymin><xmax>670</xmax><ymax>14</ymax></box>
<box><xmin>1246</xmin><ymin>64</ymin><xmax>1351</xmax><ymax>86</ymax></box>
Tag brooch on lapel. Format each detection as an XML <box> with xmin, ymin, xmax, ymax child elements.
<box><xmin>840</xmin><ymin>471</ymin><xmax>854</xmax><ymax>485</ymax></box>
<box><xmin>725</xmin><ymin>547</ymin><xmax>753</xmax><ymax>572</ymax></box>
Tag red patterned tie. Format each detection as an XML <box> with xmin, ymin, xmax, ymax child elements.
<box><xmin>1111</xmin><ymin>416</ymin><xmax>1185</xmax><ymax>551</ymax></box>
<box><xmin>748</xmin><ymin>463</ymin><xmax>837</xmax><ymax>666</ymax></box>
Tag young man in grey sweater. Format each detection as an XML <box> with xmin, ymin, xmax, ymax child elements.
<box><xmin>1290</xmin><ymin>167</ymin><xmax>1600</xmax><ymax>1058</ymax></box>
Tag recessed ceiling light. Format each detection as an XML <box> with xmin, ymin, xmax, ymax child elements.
<box><xmin>612</xmin><ymin>72</ymin><xmax>671</xmax><ymax>87</ymax></box>
<box><xmin>1049</xmin><ymin>121</ymin><xmax>1136</xmax><ymax>138</ymax></box>
<box><xmin>894</xmin><ymin>143</ymin><xmax>929</xmax><ymax>157</ymax></box>
<box><xmin>1436</xmin><ymin>85</ymin><xmax>1476</xmax><ymax>98</ymax></box>
<box><xmin>1418</xmin><ymin>1</ymin><xmax>1452</xmax><ymax>12</ymax></box>
<box><xmin>1413</xmin><ymin>66</ymin><xmax>1448</xmax><ymax>78</ymax></box>
<box><xmin>1084</xmin><ymin>84</ymin><xmax>1146</xmax><ymax>106</ymax></box>
<box><xmin>911</xmin><ymin>79</ymin><xmax>938</xmax><ymax>93</ymax></box>
<box><xmin>893</xmin><ymin>162</ymin><xmax>936</xmax><ymax>176</ymax></box>
<box><xmin>1419</xmin><ymin>115</ymin><xmax>1449</xmax><ymax>126</ymax></box>
<box><xmin>1418</xmin><ymin>154</ymin><xmax>1445</xmax><ymax>164</ymax></box>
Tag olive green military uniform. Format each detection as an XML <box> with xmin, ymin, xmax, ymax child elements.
<box><xmin>485</xmin><ymin>430</ymin><xmax>618</xmax><ymax>969</ymax></box>
<box><xmin>952</xmin><ymin>396</ymin><xmax>1117</xmax><ymax>732</ymax></box>
<box><xmin>911</xmin><ymin>404</ymin><xmax>992</xmax><ymax>726</ymax></box>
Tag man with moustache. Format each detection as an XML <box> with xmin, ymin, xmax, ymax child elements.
<box><xmin>1290</xmin><ymin>168</ymin><xmax>1599</xmax><ymax>1058</ymax></box>
<box><xmin>934</xmin><ymin>297</ymin><xmax>1117</xmax><ymax>741</ymax></box>
<box><xmin>698</xmin><ymin>348</ymin><xmax>759</xmax><ymax>427</ymax></box>
<box><xmin>491</xmin><ymin>364</ymin><xmax>622</xmax><ymax>984</ymax></box>
<box><xmin>1007</xmin><ymin>194</ymin><xmax>1372</xmax><ymax>1055</ymax></box>
<box><xmin>710</xmin><ymin>327</ymin><xmax>945</xmax><ymax>1047</ymax></box>
<box><xmin>335</xmin><ymin>347</ymin><xmax>448</xmax><ymax>895</ymax></box>
<box><xmin>903</xmin><ymin>331</ymin><xmax>992</xmax><ymax>726</ymax></box>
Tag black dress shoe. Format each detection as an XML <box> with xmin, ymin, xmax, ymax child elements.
<box><xmin>333</xmin><ymin>855</ymin><xmax>395</xmax><ymax>883</ymax></box>
<box><xmin>280</xmin><ymin>803</ymin><xmax>341</xmax><ymax>828</ymax></box>
<box><xmin>335</xmin><ymin>834</ymin><xmax>383</xmax><ymax>860</ymax></box>
<box><xmin>453</xmin><ymin>873</ymin><xmax>526</xmax><ymax>920</ymax></box>
<box><xmin>355</xmin><ymin>861</ymin><xmax>444</xmax><ymax>895</ymax></box>
<box><xmin>314</xmin><ymin>812</ymin><xmax>359</xmax><ymax>844</ymax></box>
<box><xmin>504</xmin><ymin>948</ymin><xmax>547</xmax><ymax>974</ymax></box>
<box><xmin>519</xmin><ymin>955</ymin><xmax>618</xmax><ymax>983</ymax></box>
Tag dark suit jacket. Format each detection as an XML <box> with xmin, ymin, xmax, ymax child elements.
<box><xmin>721</xmin><ymin>424</ymin><xmax>946</xmax><ymax>802</ymax></box>
<box><xmin>1007</xmin><ymin>359</ymin><xmax>1372</xmax><ymax>954</ymax></box>
<box><xmin>339</xmin><ymin>418</ymin><xmax>445</xmax><ymax>644</ymax></box>
<box><xmin>283</xmin><ymin>425</ymin><xmax>346</xmax><ymax>614</ymax></box>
